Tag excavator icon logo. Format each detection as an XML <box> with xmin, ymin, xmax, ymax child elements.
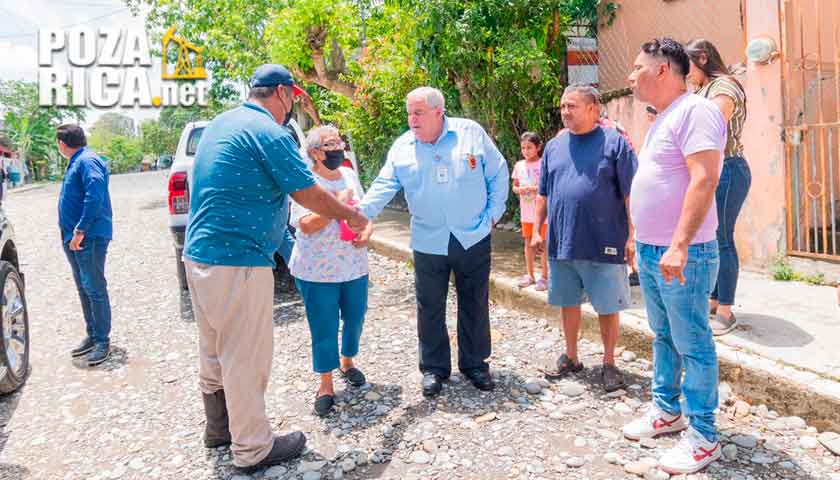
<box><xmin>161</xmin><ymin>26</ymin><xmax>207</xmax><ymax>80</ymax></box>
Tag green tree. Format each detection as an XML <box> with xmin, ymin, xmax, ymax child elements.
<box><xmin>128</xmin><ymin>0</ymin><xmax>275</xmax><ymax>85</ymax></box>
<box><xmin>89</xmin><ymin>112</ymin><xmax>136</xmax><ymax>162</ymax></box>
<box><xmin>92</xmin><ymin>112</ymin><xmax>136</xmax><ymax>138</ymax></box>
<box><xmin>101</xmin><ymin>136</ymin><xmax>144</xmax><ymax>174</ymax></box>
<box><xmin>139</xmin><ymin>119</ymin><xmax>171</xmax><ymax>156</ymax></box>
<box><xmin>131</xmin><ymin>0</ymin><xmax>617</xmax><ymax>203</ymax></box>
<box><xmin>0</xmin><ymin>80</ymin><xmax>84</xmax><ymax>180</ymax></box>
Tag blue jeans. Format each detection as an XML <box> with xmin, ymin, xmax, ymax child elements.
<box><xmin>637</xmin><ymin>240</ymin><xmax>720</xmax><ymax>442</ymax></box>
<box><xmin>295</xmin><ymin>275</ymin><xmax>368</xmax><ymax>373</ymax></box>
<box><xmin>711</xmin><ymin>156</ymin><xmax>751</xmax><ymax>305</ymax></box>
<box><xmin>63</xmin><ymin>237</ymin><xmax>112</xmax><ymax>346</ymax></box>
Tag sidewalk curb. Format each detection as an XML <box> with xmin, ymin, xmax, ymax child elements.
<box><xmin>370</xmin><ymin>234</ymin><xmax>840</xmax><ymax>432</ymax></box>
<box><xmin>8</xmin><ymin>184</ymin><xmax>47</xmax><ymax>195</ymax></box>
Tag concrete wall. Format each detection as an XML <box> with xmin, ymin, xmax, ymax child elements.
<box><xmin>735</xmin><ymin>0</ymin><xmax>787</xmax><ymax>268</ymax></box>
<box><xmin>601</xmin><ymin>0</ymin><xmax>790</xmax><ymax>270</ymax></box>
<box><xmin>598</xmin><ymin>0</ymin><xmax>746</xmax><ymax>91</ymax></box>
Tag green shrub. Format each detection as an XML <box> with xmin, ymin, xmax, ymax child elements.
<box><xmin>770</xmin><ymin>255</ymin><xmax>797</xmax><ymax>281</ymax></box>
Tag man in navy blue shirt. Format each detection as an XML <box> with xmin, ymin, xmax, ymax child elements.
<box><xmin>57</xmin><ymin>124</ymin><xmax>114</xmax><ymax>367</ymax></box>
<box><xmin>532</xmin><ymin>84</ymin><xmax>637</xmax><ymax>392</ymax></box>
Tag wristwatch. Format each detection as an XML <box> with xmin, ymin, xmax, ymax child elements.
<box><xmin>73</xmin><ymin>229</ymin><xmax>85</xmax><ymax>236</ymax></box>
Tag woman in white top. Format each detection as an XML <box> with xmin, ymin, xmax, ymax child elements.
<box><xmin>289</xmin><ymin>125</ymin><xmax>372</xmax><ymax>417</ymax></box>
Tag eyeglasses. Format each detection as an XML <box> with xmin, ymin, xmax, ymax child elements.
<box><xmin>321</xmin><ymin>140</ymin><xmax>345</xmax><ymax>150</ymax></box>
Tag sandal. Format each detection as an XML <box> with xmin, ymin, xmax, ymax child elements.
<box><xmin>340</xmin><ymin>367</ymin><xmax>366</xmax><ymax>387</ymax></box>
<box><xmin>602</xmin><ymin>364</ymin><xmax>626</xmax><ymax>393</ymax></box>
<box><xmin>710</xmin><ymin>312</ymin><xmax>737</xmax><ymax>336</ymax></box>
<box><xmin>314</xmin><ymin>394</ymin><xmax>335</xmax><ymax>417</ymax></box>
<box><xmin>540</xmin><ymin>353</ymin><xmax>583</xmax><ymax>380</ymax></box>
<box><xmin>518</xmin><ymin>275</ymin><xmax>535</xmax><ymax>288</ymax></box>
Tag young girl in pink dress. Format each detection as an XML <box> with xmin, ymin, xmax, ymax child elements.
<box><xmin>512</xmin><ymin>132</ymin><xmax>548</xmax><ymax>290</ymax></box>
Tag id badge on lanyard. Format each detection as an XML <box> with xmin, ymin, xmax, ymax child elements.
<box><xmin>434</xmin><ymin>154</ymin><xmax>449</xmax><ymax>184</ymax></box>
<box><xmin>436</xmin><ymin>165</ymin><xmax>449</xmax><ymax>183</ymax></box>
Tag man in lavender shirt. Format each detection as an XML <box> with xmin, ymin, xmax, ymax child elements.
<box><xmin>620</xmin><ymin>38</ymin><xmax>726</xmax><ymax>475</ymax></box>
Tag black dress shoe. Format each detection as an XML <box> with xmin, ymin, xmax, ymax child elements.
<box><xmin>464</xmin><ymin>370</ymin><xmax>495</xmax><ymax>391</ymax></box>
<box><xmin>421</xmin><ymin>372</ymin><xmax>443</xmax><ymax>397</ymax></box>
<box><xmin>71</xmin><ymin>337</ymin><xmax>95</xmax><ymax>357</ymax></box>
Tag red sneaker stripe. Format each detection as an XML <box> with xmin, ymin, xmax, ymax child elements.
<box><xmin>692</xmin><ymin>444</ymin><xmax>719</xmax><ymax>462</ymax></box>
<box><xmin>652</xmin><ymin>414</ymin><xmax>682</xmax><ymax>429</ymax></box>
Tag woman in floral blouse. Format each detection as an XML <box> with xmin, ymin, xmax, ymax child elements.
<box><xmin>289</xmin><ymin>125</ymin><xmax>373</xmax><ymax>417</ymax></box>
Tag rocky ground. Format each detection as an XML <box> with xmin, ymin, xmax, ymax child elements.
<box><xmin>0</xmin><ymin>172</ymin><xmax>838</xmax><ymax>480</ymax></box>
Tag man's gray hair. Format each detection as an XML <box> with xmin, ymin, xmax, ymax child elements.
<box><xmin>306</xmin><ymin>125</ymin><xmax>340</xmax><ymax>150</ymax></box>
<box><xmin>406</xmin><ymin>86</ymin><xmax>446</xmax><ymax>111</ymax></box>
<box><xmin>563</xmin><ymin>83</ymin><xmax>601</xmax><ymax>104</ymax></box>
<box><xmin>248</xmin><ymin>86</ymin><xmax>277</xmax><ymax>100</ymax></box>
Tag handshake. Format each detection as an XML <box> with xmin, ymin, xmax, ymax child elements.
<box><xmin>347</xmin><ymin>209</ymin><xmax>370</xmax><ymax>233</ymax></box>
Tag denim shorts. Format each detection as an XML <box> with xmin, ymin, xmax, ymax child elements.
<box><xmin>548</xmin><ymin>259</ymin><xmax>631</xmax><ymax>314</ymax></box>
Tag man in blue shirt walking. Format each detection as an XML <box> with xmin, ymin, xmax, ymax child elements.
<box><xmin>360</xmin><ymin>86</ymin><xmax>509</xmax><ymax>397</ymax></box>
<box><xmin>184</xmin><ymin>64</ymin><xmax>369</xmax><ymax>473</ymax></box>
<box><xmin>57</xmin><ymin>124</ymin><xmax>114</xmax><ymax>367</ymax></box>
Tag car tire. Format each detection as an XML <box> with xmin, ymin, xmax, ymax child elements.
<box><xmin>175</xmin><ymin>248</ymin><xmax>189</xmax><ymax>291</ymax></box>
<box><xmin>0</xmin><ymin>261</ymin><xmax>29</xmax><ymax>394</ymax></box>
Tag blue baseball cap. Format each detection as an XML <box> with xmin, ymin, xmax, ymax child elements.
<box><xmin>250</xmin><ymin>64</ymin><xmax>305</xmax><ymax>96</ymax></box>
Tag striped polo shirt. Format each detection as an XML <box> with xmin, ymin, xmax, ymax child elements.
<box><xmin>698</xmin><ymin>75</ymin><xmax>746</xmax><ymax>158</ymax></box>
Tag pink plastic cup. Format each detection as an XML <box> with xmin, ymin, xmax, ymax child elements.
<box><xmin>339</xmin><ymin>199</ymin><xmax>359</xmax><ymax>241</ymax></box>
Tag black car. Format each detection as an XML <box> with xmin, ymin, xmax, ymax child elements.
<box><xmin>0</xmin><ymin>190</ymin><xmax>29</xmax><ymax>393</ymax></box>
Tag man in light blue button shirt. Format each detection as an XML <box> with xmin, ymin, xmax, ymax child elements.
<box><xmin>360</xmin><ymin>86</ymin><xmax>509</xmax><ymax>397</ymax></box>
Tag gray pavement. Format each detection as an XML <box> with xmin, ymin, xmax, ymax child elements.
<box><xmin>0</xmin><ymin>172</ymin><xmax>837</xmax><ymax>479</ymax></box>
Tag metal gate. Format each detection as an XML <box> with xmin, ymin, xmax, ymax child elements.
<box><xmin>780</xmin><ymin>0</ymin><xmax>840</xmax><ymax>261</ymax></box>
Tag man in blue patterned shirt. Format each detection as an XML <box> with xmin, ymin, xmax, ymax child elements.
<box><xmin>360</xmin><ymin>86</ymin><xmax>509</xmax><ymax>397</ymax></box>
<box><xmin>184</xmin><ymin>64</ymin><xmax>369</xmax><ymax>473</ymax></box>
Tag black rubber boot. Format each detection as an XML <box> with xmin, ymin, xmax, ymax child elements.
<box><xmin>237</xmin><ymin>432</ymin><xmax>307</xmax><ymax>473</ymax></box>
<box><xmin>202</xmin><ymin>390</ymin><xmax>231</xmax><ymax>448</ymax></box>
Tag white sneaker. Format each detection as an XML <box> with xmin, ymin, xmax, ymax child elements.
<box><xmin>622</xmin><ymin>404</ymin><xmax>688</xmax><ymax>440</ymax></box>
<box><xmin>659</xmin><ymin>427</ymin><xmax>721</xmax><ymax>474</ymax></box>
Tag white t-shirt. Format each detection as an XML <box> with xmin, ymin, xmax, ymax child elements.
<box><xmin>289</xmin><ymin>167</ymin><xmax>368</xmax><ymax>283</ymax></box>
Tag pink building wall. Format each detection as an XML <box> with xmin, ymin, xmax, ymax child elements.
<box><xmin>602</xmin><ymin>0</ymin><xmax>789</xmax><ymax>269</ymax></box>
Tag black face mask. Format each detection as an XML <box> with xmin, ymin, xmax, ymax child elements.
<box><xmin>279</xmin><ymin>88</ymin><xmax>293</xmax><ymax>125</ymax></box>
<box><xmin>322</xmin><ymin>150</ymin><xmax>345</xmax><ymax>170</ymax></box>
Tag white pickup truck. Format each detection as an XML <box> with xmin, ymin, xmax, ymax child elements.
<box><xmin>166</xmin><ymin>118</ymin><xmax>359</xmax><ymax>290</ymax></box>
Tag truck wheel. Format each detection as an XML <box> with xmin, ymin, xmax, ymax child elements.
<box><xmin>175</xmin><ymin>248</ymin><xmax>189</xmax><ymax>291</ymax></box>
<box><xmin>0</xmin><ymin>261</ymin><xmax>29</xmax><ymax>394</ymax></box>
